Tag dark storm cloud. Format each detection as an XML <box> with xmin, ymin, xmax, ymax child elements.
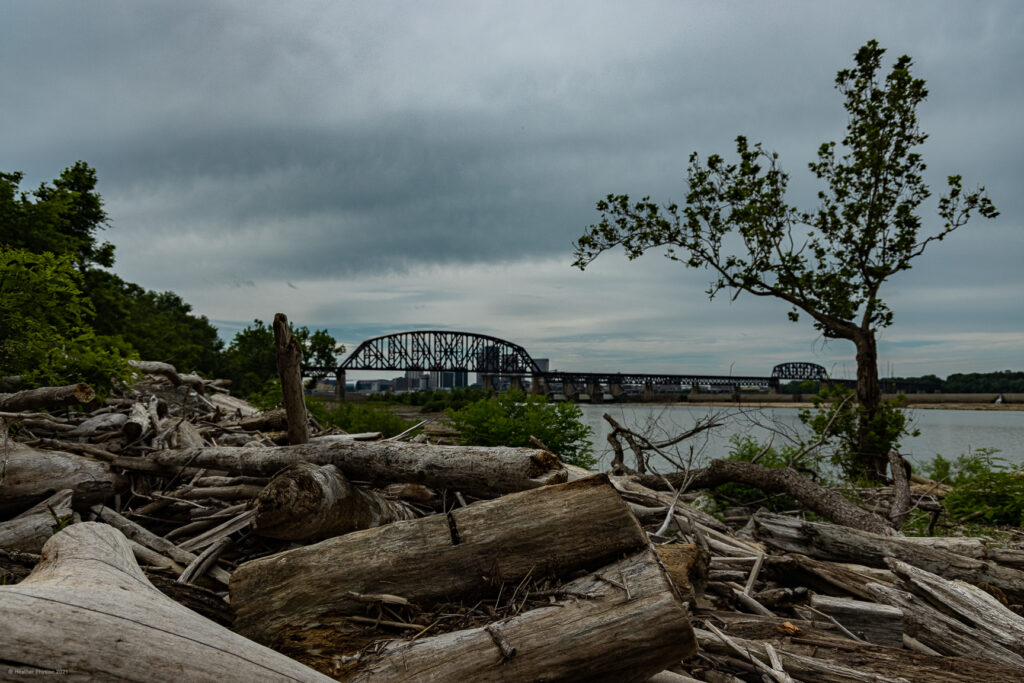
<box><xmin>2</xmin><ymin>1</ymin><xmax>1021</xmax><ymax>375</ymax></box>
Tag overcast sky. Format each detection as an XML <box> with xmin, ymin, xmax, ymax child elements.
<box><xmin>3</xmin><ymin>1</ymin><xmax>1021</xmax><ymax>380</ymax></box>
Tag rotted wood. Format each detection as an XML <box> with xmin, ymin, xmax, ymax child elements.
<box><xmin>272</xmin><ymin>312</ymin><xmax>309</xmax><ymax>446</ymax></box>
<box><xmin>0</xmin><ymin>442</ymin><xmax>128</xmax><ymax>517</ymax></box>
<box><xmin>654</xmin><ymin>543</ymin><xmax>708</xmax><ymax>601</ymax></box>
<box><xmin>230</xmin><ymin>475</ymin><xmax>649</xmax><ymax>650</ymax></box>
<box><xmin>351</xmin><ymin>548</ymin><xmax>696</xmax><ymax>683</ymax></box>
<box><xmin>0</xmin><ymin>383</ymin><xmax>95</xmax><ymax>412</ymax></box>
<box><xmin>0</xmin><ymin>522</ymin><xmax>333</xmax><ymax>682</ymax></box>
<box><xmin>752</xmin><ymin>511</ymin><xmax>1024</xmax><ymax>603</ymax></box>
<box><xmin>150</xmin><ymin>440</ymin><xmax>568</xmax><ymax>500</ymax></box>
<box><xmin>254</xmin><ymin>462</ymin><xmax>419</xmax><ymax>541</ymax></box>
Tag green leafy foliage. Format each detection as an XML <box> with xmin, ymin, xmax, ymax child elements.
<box><xmin>0</xmin><ymin>247</ymin><xmax>134</xmax><ymax>394</ymax></box>
<box><xmin>920</xmin><ymin>449</ymin><xmax>1024</xmax><ymax>526</ymax></box>
<box><xmin>220</xmin><ymin>320</ymin><xmax>341</xmax><ymax>398</ymax></box>
<box><xmin>799</xmin><ymin>385</ymin><xmax>918</xmax><ymax>480</ymax></box>
<box><xmin>447</xmin><ymin>389</ymin><xmax>595</xmax><ymax>469</ymax></box>
<box><xmin>573</xmin><ymin>41</ymin><xmax>997</xmax><ymax>479</ymax></box>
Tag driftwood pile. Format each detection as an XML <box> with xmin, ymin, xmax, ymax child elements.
<box><xmin>2</xmin><ymin>360</ymin><xmax>1024</xmax><ymax>681</ymax></box>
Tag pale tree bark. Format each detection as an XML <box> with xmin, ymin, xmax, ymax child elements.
<box><xmin>0</xmin><ymin>442</ymin><xmax>127</xmax><ymax>517</ymax></box>
<box><xmin>273</xmin><ymin>312</ymin><xmax>309</xmax><ymax>445</ymax></box>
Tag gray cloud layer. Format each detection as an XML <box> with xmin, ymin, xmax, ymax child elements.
<box><xmin>3</xmin><ymin>1</ymin><xmax>1021</xmax><ymax>376</ymax></box>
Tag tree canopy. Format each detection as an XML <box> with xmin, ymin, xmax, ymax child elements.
<box><xmin>574</xmin><ymin>41</ymin><xmax>997</xmax><ymax>479</ymax></box>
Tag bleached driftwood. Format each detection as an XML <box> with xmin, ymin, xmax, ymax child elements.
<box><xmin>0</xmin><ymin>522</ymin><xmax>332</xmax><ymax>681</ymax></box>
<box><xmin>0</xmin><ymin>442</ymin><xmax>127</xmax><ymax>517</ymax></box>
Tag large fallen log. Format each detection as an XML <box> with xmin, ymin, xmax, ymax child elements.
<box><xmin>230</xmin><ymin>475</ymin><xmax>648</xmax><ymax>649</ymax></box>
<box><xmin>149</xmin><ymin>440</ymin><xmax>568</xmax><ymax>499</ymax></box>
<box><xmin>0</xmin><ymin>522</ymin><xmax>334</xmax><ymax>681</ymax></box>
<box><xmin>752</xmin><ymin>510</ymin><xmax>1024</xmax><ymax>603</ymax></box>
<box><xmin>254</xmin><ymin>462</ymin><xmax>419</xmax><ymax>541</ymax></box>
<box><xmin>0</xmin><ymin>383</ymin><xmax>95</xmax><ymax>412</ymax></box>
<box><xmin>0</xmin><ymin>442</ymin><xmax>127</xmax><ymax>517</ymax></box>
<box><xmin>351</xmin><ymin>548</ymin><xmax>696</xmax><ymax>683</ymax></box>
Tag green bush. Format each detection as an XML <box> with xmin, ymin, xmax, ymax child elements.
<box><xmin>447</xmin><ymin>389</ymin><xmax>595</xmax><ymax>469</ymax></box>
<box><xmin>920</xmin><ymin>449</ymin><xmax>1024</xmax><ymax>526</ymax></box>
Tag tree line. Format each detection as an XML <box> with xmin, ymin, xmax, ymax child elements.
<box><xmin>1</xmin><ymin>162</ymin><xmax>338</xmax><ymax>398</ymax></box>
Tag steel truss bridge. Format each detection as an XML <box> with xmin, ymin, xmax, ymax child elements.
<box><xmin>325</xmin><ymin>330</ymin><xmax>837</xmax><ymax>398</ymax></box>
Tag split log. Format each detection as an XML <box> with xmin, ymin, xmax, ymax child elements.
<box><xmin>885</xmin><ymin>558</ymin><xmax>1024</xmax><ymax>657</ymax></box>
<box><xmin>0</xmin><ymin>522</ymin><xmax>333</xmax><ymax>682</ymax></box>
<box><xmin>149</xmin><ymin>440</ymin><xmax>568</xmax><ymax>499</ymax></box>
<box><xmin>273</xmin><ymin>312</ymin><xmax>309</xmax><ymax>445</ymax></box>
<box><xmin>0</xmin><ymin>490</ymin><xmax>77</xmax><ymax>553</ymax></box>
<box><xmin>752</xmin><ymin>511</ymin><xmax>1024</xmax><ymax>603</ymax></box>
<box><xmin>254</xmin><ymin>462</ymin><xmax>419</xmax><ymax>541</ymax></box>
<box><xmin>351</xmin><ymin>548</ymin><xmax>696</xmax><ymax>683</ymax></box>
<box><xmin>0</xmin><ymin>442</ymin><xmax>127</xmax><ymax>517</ymax></box>
<box><xmin>66</xmin><ymin>411</ymin><xmax>128</xmax><ymax>438</ymax></box>
<box><xmin>654</xmin><ymin>543</ymin><xmax>708</xmax><ymax>601</ymax></box>
<box><xmin>863</xmin><ymin>581</ymin><xmax>1024</xmax><ymax>667</ymax></box>
<box><xmin>230</xmin><ymin>475</ymin><xmax>648</xmax><ymax>649</ymax></box>
<box><xmin>0</xmin><ymin>382</ymin><xmax>94</xmax><ymax>412</ymax></box>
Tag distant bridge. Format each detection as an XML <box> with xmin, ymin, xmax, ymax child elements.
<box><xmin>324</xmin><ymin>330</ymin><xmax>838</xmax><ymax>399</ymax></box>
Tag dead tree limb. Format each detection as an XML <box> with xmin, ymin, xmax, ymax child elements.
<box><xmin>273</xmin><ymin>312</ymin><xmax>309</xmax><ymax>446</ymax></box>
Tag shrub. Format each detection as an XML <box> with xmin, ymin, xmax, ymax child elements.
<box><xmin>921</xmin><ymin>448</ymin><xmax>1024</xmax><ymax>526</ymax></box>
<box><xmin>447</xmin><ymin>389</ymin><xmax>595</xmax><ymax>469</ymax></box>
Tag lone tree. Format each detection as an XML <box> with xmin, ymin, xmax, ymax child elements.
<box><xmin>573</xmin><ymin>41</ymin><xmax>997</xmax><ymax>480</ymax></box>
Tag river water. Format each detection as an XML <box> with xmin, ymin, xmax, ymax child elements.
<box><xmin>576</xmin><ymin>403</ymin><xmax>1024</xmax><ymax>472</ymax></box>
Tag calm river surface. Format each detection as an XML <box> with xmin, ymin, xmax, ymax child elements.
<box><xmin>576</xmin><ymin>403</ymin><xmax>1024</xmax><ymax>471</ymax></box>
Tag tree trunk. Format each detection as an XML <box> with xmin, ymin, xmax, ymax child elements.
<box><xmin>273</xmin><ymin>312</ymin><xmax>309</xmax><ymax>445</ymax></box>
<box><xmin>0</xmin><ymin>442</ymin><xmax>128</xmax><ymax>517</ymax></box>
<box><xmin>351</xmin><ymin>548</ymin><xmax>696</xmax><ymax>683</ymax></box>
<box><xmin>148</xmin><ymin>441</ymin><xmax>568</xmax><ymax>499</ymax></box>
<box><xmin>0</xmin><ymin>383</ymin><xmax>95</xmax><ymax>411</ymax></box>
<box><xmin>254</xmin><ymin>462</ymin><xmax>419</xmax><ymax>541</ymax></box>
<box><xmin>0</xmin><ymin>522</ymin><xmax>333</xmax><ymax>682</ymax></box>
<box><xmin>854</xmin><ymin>331</ymin><xmax>889</xmax><ymax>480</ymax></box>
<box><xmin>230</xmin><ymin>475</ymin><xmax>649</xmax><ymax>651</ymax></box>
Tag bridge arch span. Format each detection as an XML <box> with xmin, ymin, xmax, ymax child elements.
<box><xmin>339</xmin><ymin>330</ymin><xmax>542</xmax><ymax>374</ymax></box>
<box><xmin>771</xmin><ymin>362</ymin><xmax>827</xmax><ymax>381</ymax></box>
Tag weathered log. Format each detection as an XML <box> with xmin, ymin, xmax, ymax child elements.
<box><xmin>90</xmin><ymin>504</ymin><xmax>231</xmax><ymax>585</ymax></box>
<box><xmin>654</xmin><ymin>543</ymin><xmax>708</xmax><ymax>601</ymax></box>
<box><xmin>695</xmin><ymin>624</ymin><xmax>1024</xmax><ymax>682</ymax></box>
<box><xmin>150</xmin><ymin>440</ymin><xmax>568</xmax><ymax>499</ymax></box>
<box><xmin>0</xmin><ymin>490</ymin><xmax>77</xmax><ymax>553</ymax></box>
<box><xmin>66</xmin><ymin>411</ymin><xmax>128</xmax><ymax>437</ymax></box>
<box><xmin>0</xmin><ymin>442</ymin><xmax>127</xmax><ymax>517</ymax></box>
<box><xmin>863</xmin><ymin>580</ymin><xmax>1024</xmax><ymax>667</ymax></box>
<box><xmin>0</xmin><ymin>383</ymin><xmax>94</xmax><ymax>412</ymax></box>
<box><xmin>886</xmin><ymin>558</ymin><xmax>1024</xmax><ymax>657</ymax></box>
<box><xmin>637</xmin><ymin>460</ymin><xmax>897</xmax><ymax>534</ymax></box>
<box><xmin>254</xmin><ymin>462</ymin><xmax>419</xmax><ymax>541</ymax></box>
<box><xmin>809</xmin><ymin>594</ymin><xmax>903</xmax><ymax>646</ymax></box>
<box><xmin>273</xmin><ymin>312</ymin><xmax>309</xmax><ymax>445</ymax></box>
<box><xmin>351</xmin><ymin>548</ymin><xmax>696</xmax><ymax>683</ymax></box>
<box><xmin>123</xmin><ymin>401</ymin><xmax>152</xmax><ymax>441</ymax></box>
<box><xmin>764</xmin><ymin>553</ymin><xmax>890</xmax><ymax>601</ymax></box>
<box><xmin>752</xmin><ymin>510</ymin><xmax>1024</xmax><ymax>603</ymax></box>
<box><xmin>129</xmin><ymin>359</ymin><xmax>183</xmax><ymax>386</ymax></box>
<box><xmin>0</xmin><ymin>522</ymin><xmax>333</xmax><ymax>681</ymax></box>
<box><xmin>230</xmin><ymin>475</ymin><xmax>648</xmax><ymax>649</ymax></box>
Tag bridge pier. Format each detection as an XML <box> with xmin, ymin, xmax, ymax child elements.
<box><xmin>336</xmin><ymin>370</ymin><xmax>346</xmax><ymax>400</ymax></box>
<box><xmin>608</xmin><ymin>381</ymin><xmax>624</xmax><ymax>401</ymax></box>
<box><xmin>587</xmin><ymin>381</ymin><xmax>603</xmax><ymax>403</ymax></box>
<box><xmin>643</xmin><ymin>382</ymin><xmax>654</xmax><ymax>402</ymax></box>
<box><xmin>509</xmin><ymin>375</ymin><xmax>524</xmax><ymax>393</ymax></box>
<box><xmin>563</xmin><ymin>381</ymin><xmax>580</xmax><ymax>402</ymax></box>
<box><xmin>530</xmin><ymin>374</ymin><xmax>548</xmax><ymax>396</ymax></box>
